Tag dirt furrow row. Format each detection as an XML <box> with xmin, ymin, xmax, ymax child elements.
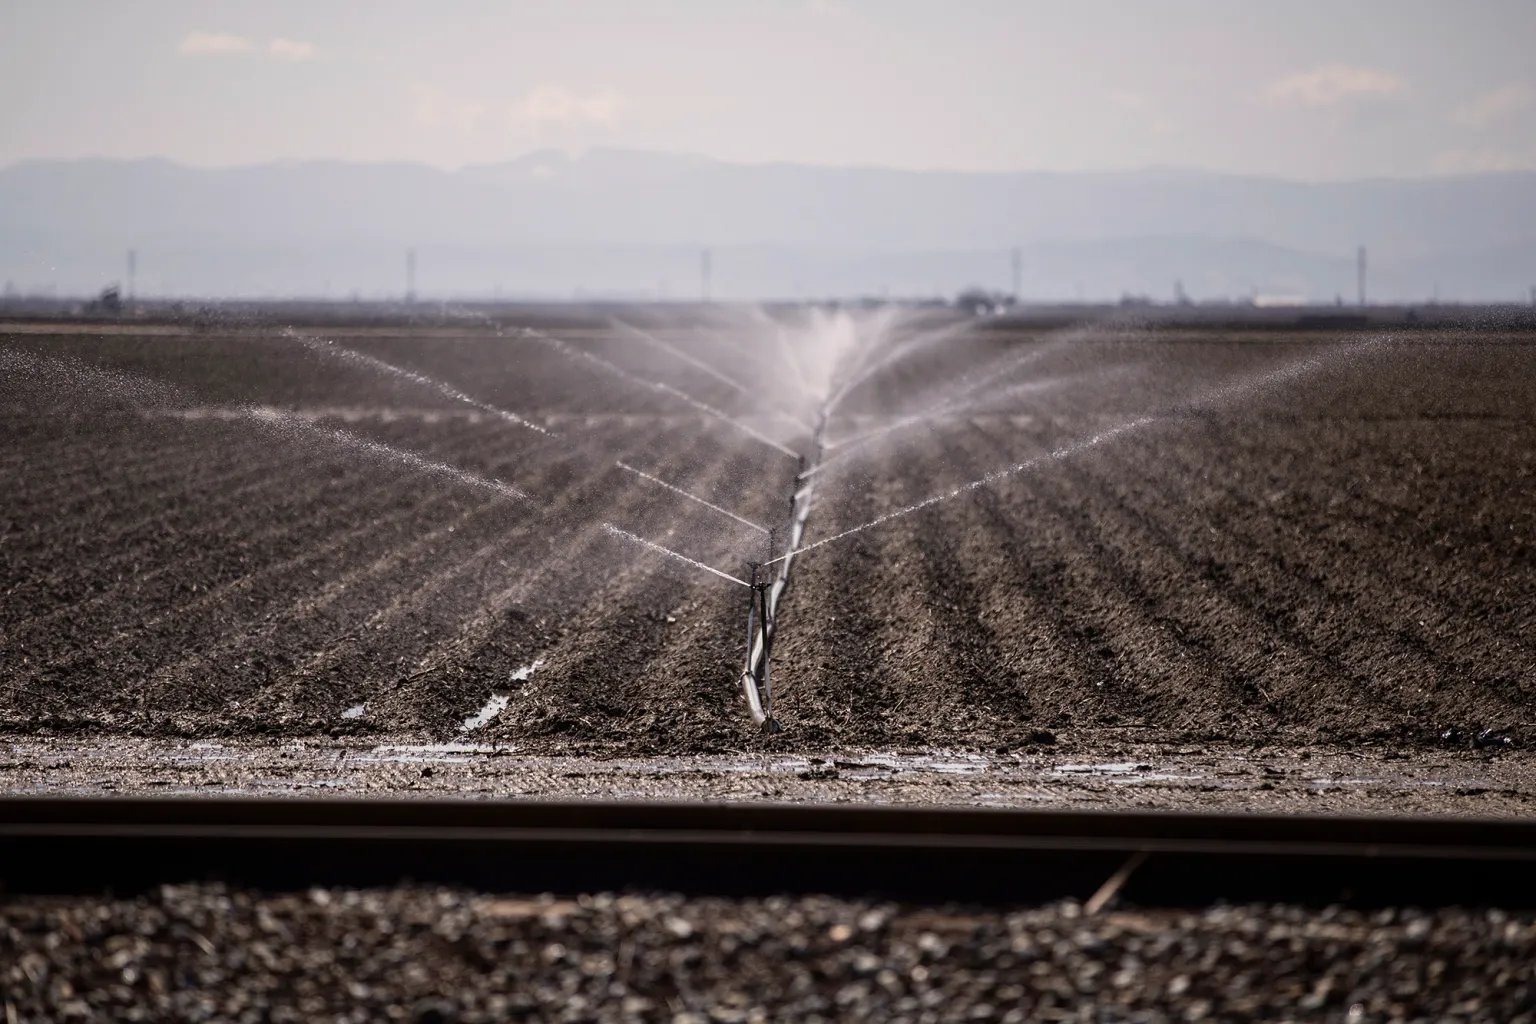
<box><xmin>962</xmin><ymin>419</ymin><xmax>1253</xmax><ymax>735</ymax></box>
<box><xmin>254</xmin><ymin>422</ymin><xmax>693</xmax><ymax>732</ymax></box>
<box><xmin>2</xmin><ymin>442</ymin><xmax>358</xmax><ymax>620</ymax></box>
<box><xmin>1139</xmin><ymin>424</ymin><xmax>1536</xmax><ymax>734</ymax></box>
<box><xmin>1</xmin><ymin>424</ymin><xmax>490</xmax><ymax>653</ymax></box>
<box><xmin>491</xmin><ymin>429</ymin><xmax>790</xmax><ymax>751</ymax></box>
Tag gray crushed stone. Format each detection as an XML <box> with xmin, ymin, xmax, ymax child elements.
<box><xmin>4</xmin><ymin>885</ymin><xmax>1535</xmax><ymax>1023</ymax></box>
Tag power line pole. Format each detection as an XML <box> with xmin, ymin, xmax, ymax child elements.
<box><xmin>1357</xmin><ymin>245</ymin><xmax>1367</xmax><ymax>307</ymax></box>
<box><xmin>406</xmin><ymin>247</ymin><xmax>417</xmax><ymax>304</ymax></box>
<box><xmin>701</xmin><ymin>248</ymin><xmax>712</xmax><ymax>303</ymax></box>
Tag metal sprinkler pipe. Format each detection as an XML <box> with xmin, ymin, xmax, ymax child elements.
<box><xmin>739</xmin><ymin>410</ymin><xmax>832</xmax><ymax>735</ymax></box>
<box><xmin>757</xmin><ymin>575</ymin><xmax>774</xmax><ymax>724</ymax></box>
<box><xmin>735</xmin><ymin>312</ymin><xmax>885</xmax><ymax>735</ymax></box>
<box><xmin>743</xmin><ymin>562</ymin><xmax>761</xmax><ymax>716</ymax></box>
<box><xmin>761</xmin><ymin>529</ymin><xmax>777</xmax><ymax>720</ymax></box>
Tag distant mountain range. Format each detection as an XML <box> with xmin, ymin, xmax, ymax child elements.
<box><xmin>3</xmin><ymin>149</ymin><xmax>1534</xmax><ymax>302</ymax></box>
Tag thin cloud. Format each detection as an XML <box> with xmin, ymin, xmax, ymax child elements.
<box><xmin>178</xmin><ymin>31</ymin><xmax>316</xmax><ymax>62</ymax></box>
<box><xmin>512</xmin><ymin>85</ymin><xmax>624</xmax><ymax>127</ymax></box>
<box><xmin>1107</xmin><ymin>90</ymin><xmax>1175</xmax><ymax>135</ymax></box>
<box><xmin>179</xmin><ymin>31</ymin><xmax>253</xmax><ymax>55</ymax></box>
<box><xmin>1265</xmin><ymin>64</ymin><xmax>1407</xmax><ymax>108</ymax></box>
<box><xmin>805</xmin><ymin>0</ymin><xmax>861</xmax><ymax>20</ymax></box>
<box><xmin>268</xmin><ymin>38</ymin><xmax>316</xmax><ymax>62</ymax></box>
<box><xmin>1454</xmin><ymin>83</ymin><xmax>1534</xmax><ymax>127</ymax></box>
<box><xmin>409</xmin><ymin>85</ymin><xmax>488</xmax><ymax>135</ymax></box>
<box><xmin>1107</xmin><ymin>89</ymin><xmax>1154</xmax><ymax>113</ymax></box>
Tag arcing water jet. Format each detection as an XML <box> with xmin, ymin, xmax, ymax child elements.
<box><xmin>284</xmin><ymin>329</ymin><xmax>551</xmax><ymax>437</ymax></box>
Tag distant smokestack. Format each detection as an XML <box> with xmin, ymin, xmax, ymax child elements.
<box><xmin>701</xmin><ymin>248</ymin><xmax>712</xmax><ymax>302</ymax></box>
<box><xmin>406</xmin><ymin>247</ymin><xmax>417</xmax><ymax>304</ymax></box>
<box><xmin>127</xmin><ymin>249</ymin><xmax>136</xmax><ymax>303</ymax></box>
<box><xmin>1357</xmin><ymin>245</ymin><xmax>1367</xmax><ymax>307</ymax></box>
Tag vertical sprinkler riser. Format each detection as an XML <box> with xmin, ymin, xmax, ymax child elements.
<box><xmin>741</xmin><ymin>559</ymin><xmax>782</xmax><ymax>734</ymax></box>
<box><xmin>762</xmin><ymin>529</ymin><xmax>776</xmax><ymax>721</ymax></box>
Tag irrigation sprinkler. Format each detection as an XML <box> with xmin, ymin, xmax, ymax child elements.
<box><xmin>596</xmin><ymin>311</ymin><xmax>903</xmax><ymax>734</ymax></box>
<box><xmin>740</xmin><ymin>412</ymin><xmax>828</xmax><ymax>733</ymax></box>
<box><xmin>603</xmin><ymin>310</ymin><xmax>1380</xmax><ymax>739</ymax></box>
<box><xmin>522</xmin><ymin>328</ymin><xmax>797</xmax><ymax>458</ymax></box>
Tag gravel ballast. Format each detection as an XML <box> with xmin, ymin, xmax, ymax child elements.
<box><xmin>4</xmin><ymin>884</ymin><xmax>1535</xmax><ymax>1022</ymax></box>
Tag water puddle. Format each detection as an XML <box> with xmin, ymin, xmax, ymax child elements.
<box><xmin>460</xmin><ymin>659</ymin><xmax>544</xmax><ymax>732</ymax></box>
<box><xmin>1051</xmin><ymin>761</ymin><xmax>1204</xmax><ymax>784</ymax></box>
<box><xmin>827</xmin><ymin>752</ymin><xmax>993</xmax><ymax>777</ymax></box>
<box><xmin>7</xmin><ymin>737</ymin><xmax>1519</xmax><ymax>811</ymax></box>
<box><xmin>460</xmin><ymin>696</ymin><xmax>511</xmax><ymax>732</ymax></box>
<box><xmin>362</xmin><ymin>743</ymin><xmax>509</xmax><ymax>764</ymax></box>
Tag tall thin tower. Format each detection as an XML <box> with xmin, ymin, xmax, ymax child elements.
<box><xmin>406</xmin><ymin>247</ymin><xmax>417</xmax><ymax>304</ymax></box>
<box><xmin>1357</xmin><ymin>245</ymin><xmax>1367</xmax><ymax>307</ymax></box>
<box><xmin>127</xmin><ymin>249</ymin><xmax>136</xmax><ymax>303</ymax></box>
<box><xmin>701</xmin><ymin>248</ymin><xmax>712</xmax><ymax>302</ymax></box>
<box><xmin>1011</xmin><ymin>246</ymin><xmax>1021</xmax><ymax>303</ymax></box>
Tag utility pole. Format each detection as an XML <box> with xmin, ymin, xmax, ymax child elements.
<box><xmin>1357</xmin><ymin>245</ymin><xmax>1367</xmax><ymax>307</ymax></box>
<box><xmin>701</xmin><ymin>248</ymin><xmax>712</xmax><ymax>303</ymax></box>
<box><xmin>126</xmin><ymin>249</ymin><xmax>137</xmax><ymax>304</ymax></box>
<box><xmin>406</xmin><ymin>247</ymin><xmax>417</xmax><ymax>304</ymax></box>
<box><xmin>1011</xmin><ymin>246</ymin><xmax>1021</xmax><ymax>303</ymax></box>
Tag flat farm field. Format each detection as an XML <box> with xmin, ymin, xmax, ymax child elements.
<box><xmin>2</xmin><ymin>312</ymin><xmax>1534</xmax><ymax>756</ymax></box>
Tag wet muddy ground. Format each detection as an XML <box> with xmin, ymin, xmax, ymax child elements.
<box><xmin>2</xmin><ymin>314</ymin><xmax>1533</xmax><ymax>762</ymax></box>
<box><xmin>6</xmin><ymin>738</ymin><xmax>1535</xmax><ymax>817</ymax></box>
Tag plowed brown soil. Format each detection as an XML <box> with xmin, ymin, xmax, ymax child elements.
<box><xmin>2</xmin><ymin>315</ymin><xmax>1533</xmax><ymax>754</ymax></box>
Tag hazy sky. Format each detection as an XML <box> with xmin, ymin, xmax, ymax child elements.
<box><xmin>3</xmin><ymin>0</ymin><xmax>1534</xmax><ymax>178</ymax></box>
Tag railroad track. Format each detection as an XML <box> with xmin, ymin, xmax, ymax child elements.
<box><xmin>4</xmin><ymin>797</ymin><xmax>1536</xmax><ymax>908</ymax></box>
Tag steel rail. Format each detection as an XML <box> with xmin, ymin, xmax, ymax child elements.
<box><xmin>4</xmin><ymin>797</ymin><xmax>1536</xmax><ymax>908</ymax></box>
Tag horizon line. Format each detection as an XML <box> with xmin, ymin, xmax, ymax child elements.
<box><xmin>3</xmin><ymin>149</ymin><xmax>1534</xmax><ymax>184</ymax></box>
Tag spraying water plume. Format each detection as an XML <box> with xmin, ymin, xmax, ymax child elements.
<box><xmin>804</xmin><ymin>371</ymin><xmax>1110</xmax><ymax>482</ymax></box>
<box><xmin>2</xmin><ymin>347</ymin><xmax>536</xmax><ymax>508</ymax></box>
<box><xmin>615</xmin><ymin>460</ymin><xmax>769</xmax><ymax>535</ymax></box>
<box><xmin>610</xmin><ymin>319</ymin><xmax>750</xmax><ymax>395</ymax></box>
<box><xmin>769</xmin><ymin>333</ymin><xmax>1386</xmax><ymax>567</ymax></box>
<box><xmin>0</xmin><ymin>348</ymin><xmax>186</xmax><ymax>409</ymax></box>
<box><xmin>242</xmin><ymin>407</ymin><xmax>535</xmax><ymax>505</ymax></box>
<box><xmin>769</xmin><ymin>416</ymin><xmax>1157</xmax><ymax>565</ymax></box>
<box><xmin>284</xmin><ymin>329</ymin><xmax>551</xmax><ymax>437</ymax></box>
<box><xmin>602</xmin><ymin>523</ymin><xmax>750</xmax><ymax>587</ymax></box>
<box><xmin>520</xmin><ymin>327</ymin><xmax>800</xmax><ymax>458</ymax></box>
